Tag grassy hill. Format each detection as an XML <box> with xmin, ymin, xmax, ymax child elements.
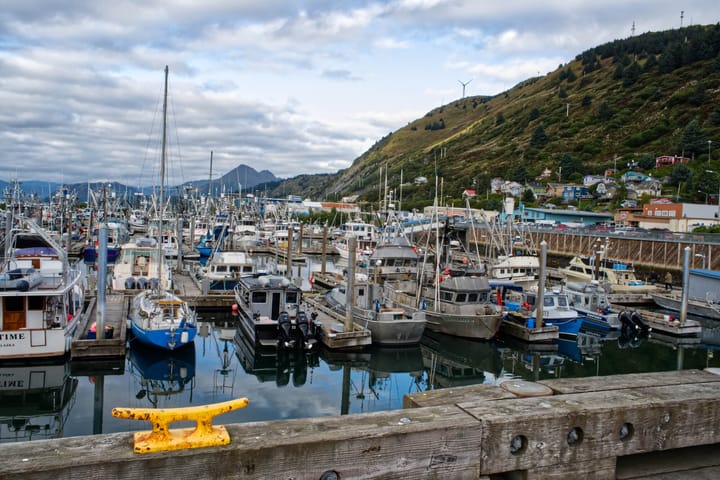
<box><xmin>271</xmin><ymin>24</ymin><xmax>720</xmax><ymax>210</ymax></box>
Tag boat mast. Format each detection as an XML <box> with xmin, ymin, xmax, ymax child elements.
<box><xmin>158</xmin><ymin>65</ymin><xmax>169</xmax><ymax>284</ymax></box>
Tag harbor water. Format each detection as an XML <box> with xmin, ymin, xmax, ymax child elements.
<box><xmin>3</xmin><ymin>306</ymin><xmax>720</xmax><ymax>444</ymax></box>
<box><xmin>3</xmin><ymin>254</ymin><xmax>720</xmax><ymax>444</ymax></box>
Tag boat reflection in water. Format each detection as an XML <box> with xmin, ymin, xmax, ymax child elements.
<box><xmin>0</xmin><ymin>362</ymin><xmax>78</xmax><ymax>443</ymax></box>
<box><xmin>128</xmin><ymin>342</ymin><xmax>196</xmax><ymax>407</ymax></box>
<box><xmin>322</xmin><ymin>345</ymin><xmax>424</xmax><ymax>413</ymax></box>
<box><xmin>234</xmin><ymin>326</ymin><xmax>319</xmax><ymax>387</ymax></box>
<box><xmin>420</xmin><ymin>330</ymin><xmax>501</xmax><ymax>389</ymax></box>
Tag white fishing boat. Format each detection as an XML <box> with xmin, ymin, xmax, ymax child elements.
<box><xmin>194</xmin><ymin>250</ymin><xmax>257</xmax><ymax>292</ymax></box>
<box><xmin>0</xmin><ymin>219</ymin><xmax>86</xmax><ymax>361</ymax></box>
<box><xmin>560</xmin><ymin>256</ymin><xmax>658</xmax><ymax>295</ymax></box>
<box><xmin>110</xmin><ymin>236</ymin><xmax>173</xmax><ymax>292</ymax></box>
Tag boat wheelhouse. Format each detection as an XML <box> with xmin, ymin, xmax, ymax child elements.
<box><xmin>233</xmin><ymin>275</ymin><xmax>318</xmax><ymax>351</ymax></box>
<box><xmin>0</xmin><ymin>220</ymin><xmax>86</xmax><ymax>362</ymax></box>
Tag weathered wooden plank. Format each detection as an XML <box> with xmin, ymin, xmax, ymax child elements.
<box><xmin>1</xmin><ymin>405</ymin><xmax>483</xmax><ymax>480</ymax></box>
<box><xmin>525</xmin><ymin>456</ymin><xmax>617</xmax><ymax>480</ymax></box>
<box><xmin>616</xmin><ymin>444</ymin><xmax>720</xmax><ymax>479</ymax></box>
<box><xmin>539</xmin><ymin>369</ymin><xmax>720</xmax><ymax>394</ymax></box>
<box><xmin>462</xmin><ymin>381</ymin><xmax>720</xmax><ymax>474</ymax></box>
<box><xmin>403</xmin><ymin>384</ymin><xmax>515</xmax><ymax>408</ymax></box>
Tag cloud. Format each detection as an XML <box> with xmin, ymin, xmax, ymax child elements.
<box><xmin>0</xmin><ymin>1</ymin><xmax>718</xmax><ymax>186</ymax></box>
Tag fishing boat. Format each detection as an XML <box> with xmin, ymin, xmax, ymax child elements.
<box><xmin>384</xmin><ymin>276</ymin><xmax>503</xmax><ymax>340</ymax></box>
<box><xmin>194</xmin><ymin>250</ymin><xmax>257</xmax><ymax>292</ymax></box>
<box><xmin>126</xmin><ymin>65</ymin><xmax>196</xmax><ymax>351</ymax></box>
<box><xmin>110</xmin><ymin>236</ymin><xmax>173</xmax><ymax>292</ymax></box>
<box><xmin>332</xmin><ymin>219</ymin><xmax>377</xmax><ymax>260</ymax></box>
<box><xmin>233</xmin><ymin>274</ymin><xmax>319</xmax><ymax>351</ymax></box>
<box><xmin>0</xmin><ymin>219</ymin><xmax>86</xmax><ymax>361</ymax></box>
<box><xmin>563</xmin><ymin>281</ymin><xmax>622</xmax><ymax>330</ymax></box>
<box><xmin>81</xmin><ymin>220</ymin><xmax>129</xmax><ymax>264</ymax></box>
<box><xmin>505</xmin><ymin>288</ymin><xmax>584</xmax><ymax>339</ymax></box>
<box><xmin>649</xmin><ymin>268</ymin><xmax>720</xmax><ymax>320</ymax></box>
<box><xmin>365</xmin><ymin>236</ymin><xmax>421</xmax><ymax>281</ymax></box>
<box><xmin>325</xmin><ymin>281</ymin><xmax>426</xmax><ymax>346</ymax></box>
<box><xmin>560</xmin><ymin>256</ymin><xmax>657</xmax><ymax>295</ymax></box>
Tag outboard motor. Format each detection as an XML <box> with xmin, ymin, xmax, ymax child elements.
<box><xmin>125</xmin><ymin>277</ymin><xmax>137</xmax><ymax>290</ymax></box>
<box><xmin>630</xmin><ymin>311</ymin><xmax>650</xmax><ymax>333</ymax></box>
<box><xmin>618</xmin><ymin>310</ymin><xmax>637</xmax><ymax>336</ymax></box>
<box><xmin>296</xmin><ymin>311</ymin><xmax>309</xmax><ymax>342</ymax></box>
<box><xmin>277</xmin><ymin>311</ymin><xmax>295</xmax><ymax>349</ymax></box>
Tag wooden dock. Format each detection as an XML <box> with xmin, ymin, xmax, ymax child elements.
<box><xmin>500</xmin><ymin>314</ymin><xmax>560</xmax><ymax>343</ymax></box>
<box><xmin>71</xmin><ymin>294</ymin><xmax>128</xmax><ymax>360</ymax></box>
<box><xmin>4</xmin><ymin>369</ymin><xmax>720</xmax><ymax>479</ymax></box>
<box><xmin>173</xmin><ymin>271</ymin><xmax>236</xmax><ymax>309</ymax></box>
<box><xmin>639</xmin><ymin>309</ymin><xmax>703</xmax><ymax>337</ymax></box>
<box><xmin>305</xmin><ymin>295</ymin><xmax>372</xmax><ymax>350</ymax></box>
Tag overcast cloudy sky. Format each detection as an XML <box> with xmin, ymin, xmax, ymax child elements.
<box><xmin>1</xmin><ymin>1</ymin><xmax>718</xmax><ymax>188</ymax></box>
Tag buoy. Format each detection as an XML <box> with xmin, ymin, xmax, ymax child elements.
<box><xmin>231</xmin><ymin>304</ymin><xmax>238</xmax><ymax>316</ymax></box>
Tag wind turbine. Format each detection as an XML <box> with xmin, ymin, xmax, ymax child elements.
<box><xmin>458</xmin><ymin>79</ymin><xmax>472</xmax><ymax>99</ymax></box>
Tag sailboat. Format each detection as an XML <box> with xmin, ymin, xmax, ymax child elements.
<box><xmin>128</xmin><ymin>66</ymin><xmax>197</xmax><ymax>351</ymax></box>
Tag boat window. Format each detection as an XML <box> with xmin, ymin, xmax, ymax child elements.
<box><xmin>217</xmin><ymin>266</ymin><xmax>228</xmax><ymax>273</ymax></box>
<box><xmin>242</xmin><ymin>266</ymin><xmax>253</xmax><ymax>273</ymax></box>
<box><xmin>558</xmin><ymin>296</ymin><xmax>568</xmax><ymax>307</ymax></box>
<box><xmin>4</xmin><ymin>296</ymin><xmax>23</xmax><ymax>312</ymax></box>
<box><xmin>544</xmin><ymin>297</ymin><xmax>555</xmax><ymax>307</ymax></box>
<box><xmin>468</xmin><ymin>293</ymin><xmax>478</xmax><ymax>302</ymax></box>
<box><xmin>28</xmin><ymin>296</ymin><xmax>44</xmax><ymax>311</ymax></box>
<box><xmin>456</xmin><ymin>293</ymin><xmax>467</xmax><ymax>302</ymax></box>
<box><xmin>286</xmin><ymin>291</ymin><xmax>298</xmax><ymax>304</ymax></box>
<box><xmin>251</xmin><ymin>291</ymin><xmax>267</xmax><ymax>303</ymax></box>
<box><xmin>440</xmin><ymin>291</ymin><xmax>453</xmax><ymax>302</ymax></box>
<box><xmin>358</xmin><ymin>288</ymin><xmax>365</xmax><ymax>297</ymax></box>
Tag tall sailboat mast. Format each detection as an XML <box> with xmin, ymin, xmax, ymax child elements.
<box><xmin>158</xmin><ymin>65</ymin><xmax>169</xmax><ymax>283</ymax></box>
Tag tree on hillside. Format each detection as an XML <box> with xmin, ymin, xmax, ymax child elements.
<box><xmin>530</xmin><ymin>126</ymin><xmax>548</xmax><ymax>148</ymax></box>
<box><xmin>622</xmin><ymin>63</ymin><xmax>642</xmax><ymax>86</ymax></box>
<box><xmin>558</xmin><ymin>153</ymin><xmax>583</xmax><ymax>178</ymax></box>
<box><xmin>597</xmin><ymin>101</ymin><xmax>613</xmax><ymax>121</ymax></box>
<box><xmin>677</xmin><ymin>119</ymin><xmax>707</xmax><ymax>158</ymax></box>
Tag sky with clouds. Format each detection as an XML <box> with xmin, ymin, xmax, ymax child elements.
<box><xmin>1</xmin><ymin>1</ymin><xmax>718</xmax><ymax>188</ymax></box>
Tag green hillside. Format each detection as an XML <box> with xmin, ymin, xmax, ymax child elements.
<box><xmin>273</xmin><ymin>24</ymin><xmax>720</xmax><ymax>209</ymax></box>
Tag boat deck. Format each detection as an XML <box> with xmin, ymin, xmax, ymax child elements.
<box><xmin>304</xmin><ymin>295</ymin><xmax>372</xmax><ymax>350</ymax></box>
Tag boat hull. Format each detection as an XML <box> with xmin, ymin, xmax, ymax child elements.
<box><xmin>424</xmin><ymin>311</ymin><xmax>502</xmax><ymax>340</ymax></box>
<box><xmin>650</xmin><ymin>292</ymin><xmax>720</xmax><ymax>320</ymax></box>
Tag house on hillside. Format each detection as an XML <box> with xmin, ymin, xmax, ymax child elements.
<box><xmin>462</xmin><ymin>189</ymin><xmax>477</xmax><ymax>199</ymax></box>
<box><xmin>655</xmin><ymin>155</ymin><xmax>689</xmax><ymax>168</ymax></box>
<box><xmin>622</xmin><ymin>171</ymin><xmax>649</xmax><ymax>182</ymax></box>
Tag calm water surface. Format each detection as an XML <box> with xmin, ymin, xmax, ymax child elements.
<box><xmin>3</xmin><ymin>307</ymin><xmax>719</xmax><ymax>444</ymax></box>
<box><xmin>3</xmin><ymin>254</ymin><xmax>720</xmax><ymax>443</ymax></box>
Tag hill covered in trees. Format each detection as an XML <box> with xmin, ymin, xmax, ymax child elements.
<box><xmin>270</xmin><ymin>24</ymin><xmax>720</xmax><ymax>211</ymax></box>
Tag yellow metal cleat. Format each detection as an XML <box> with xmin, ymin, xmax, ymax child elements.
<box><xmin>112</xmin><ymin>397</ymin><xmax>249</xmax><ymax>454</ymax></box>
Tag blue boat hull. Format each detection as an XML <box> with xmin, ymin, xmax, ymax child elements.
<box><xmin>130</xmin><ymin>320</ymin><xmax>197</xmax><ymax>350</ymax></box>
